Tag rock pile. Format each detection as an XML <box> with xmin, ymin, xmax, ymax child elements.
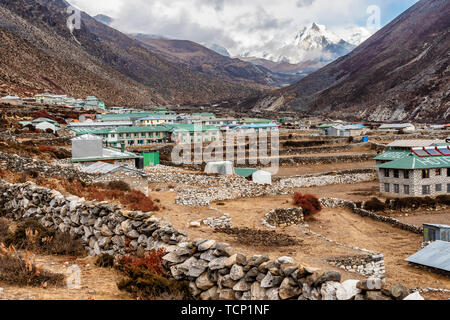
<box><xmin>167</xmin><ymin>171</ymin><xmax>375</xmax><ymax>207</ymax></box>
<box><xmin>328</xmin><ymin>255</ymin><xmax>385</xmax><ymax>279</ymax></box>
<box><xmin>0</xmin><ymin>151</ymin><xmax>92</xmax><ymax>182</ymax></box>
<box><xmin>262</xmin><ymin>208</ymin><xmax>304</xmax><ymax>228</ymax></box>
<box><xmin>202</xmin><ymin>214</ymin><xmax>233</xmax><ymax>228</ymax></box>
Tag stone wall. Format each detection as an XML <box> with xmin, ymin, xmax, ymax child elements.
<box><xmin>262</xmin><ymin>208</ymin><xmax>304</xmax><ymax>228</ymax></box>
<box><xmin>0</xmin><ymin>179</ymin><xmax>416</xmax><ymax>300</ymax></box>
<box><xmin>328</xmin><ymin>255</ymin><xmax>385</xmax><ymax>279</ymax></box>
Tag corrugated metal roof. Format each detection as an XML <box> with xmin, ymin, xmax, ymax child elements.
<box><xmin>405</xmin><ymin>241</ymin><xmax>450</xmax><ymax>272</ymax></box>
<box><xmin>234</xmin><ymin>168</ymin><xmax>258</xmax><ymax>178</ymax></box>
<box><xmin>387</xmin><ymin>140</ymin><xmax>444</xmax><ymax>147</ymax></box>
<box><xmin>374</xmin><ymin>150</ymin><xmax>410</xmax><ymax>161</ymax></box>
<box><xmin>423</xmin><ymin>223</ymin><xmax>450</xmax><ymax>229</ymax></box>
<box><xmin>379</xmin><ymin>123</ymin><xmax>414</xmax><ymax>129</ymax></box>
<box><xmin>378</xmin><ymin>153</ymin><xmax>450</xmax><ymax>169</ymax></box>
<box><xmin>81</xmin><ymin>162</ymin><xmax>121</xmax><ymax>174</ymax></box>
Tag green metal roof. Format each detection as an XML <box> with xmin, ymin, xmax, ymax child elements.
<box><xmin>73</xmin><ymin>124</ymin><xmax>220</xmax><ymax>136</ymax></box>
<box><xmin>374</xmin><ymin>150</ymin><xmax>411</xmax><ymax>161</ymax></box>
<box><xmin>240</xmin><ymin>118</ymin><xmax>272</xmax><ymax>124</ymax></box>
<box><xmin>234</xmin><ymin>168</ymin><xmax>258</xmax><ymax>178</ymax></box>
<box><xmin>377</xmin><ymin>154</ymin><xmax>450</xmax><ymax>170</ymax></box>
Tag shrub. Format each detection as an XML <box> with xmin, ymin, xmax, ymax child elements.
<box><xmin>117</xmin><ymin>268</ymin><xmax>191</xmax><ymax>300</ymax></box>
<box><xmin>107</xmin><ymin>180</ymin><xmax>131</xmax><ymax>192</ymax></box>
<box><xmin>436</xmin><ymin>195</ymin><xmax>450</xmax><ymax>205</ymax></box>
<box><xmin>0</xmin><ymin>218</ymin><xmax>10</xmax><ymax>242</ymax></box>
<box><xmin>96</xmin><ymin>254</ymin><xmax>115</xmax><ymax>268</ymax></box>
<box><xmin>126</xmin><ymin>190</ymin><xmax>158</xmax><ymax>212</ymax></box>
<box><xmin>364</xmin><ymin>198</ymin><xmax>386</xmax><ymax>212</ymax></box>
<box><xmin>5</xmin><ymin>219</ymin><xmax>85</xmax><ymax>256</ymax></box>
<box><xmin>0</xmin><ymin>244</ymin><xmax>65</xmax><ymax>287</ymax></box>
<box><xmin>293</xmin><ymin>193</ymin><xmax>322</xmax><ymax>216</ymax></box>
<box><xmin>115</xmin><ymin>248</ymin><xmax>191</xmax><ymax>300</ymax></box>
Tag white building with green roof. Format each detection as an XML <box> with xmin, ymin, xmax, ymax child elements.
<box><xmin>376</xmin><ymin>144</ymin><xmax>450</xmax><ymax>197</ymax></box>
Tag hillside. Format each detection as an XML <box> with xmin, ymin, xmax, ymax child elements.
<box><xmin>250</xmin><ymin>0</ymin><xmax>450</xmax><ymax>122</ymax></box>
<box><xmin>0</xmin><ymin>0</ymin><xmax>260</xmax><ymax>106</ymax></box>
<box><xmin>131</xmin><ymin>36</ymin><xmax>302</xmax><ymax>88</ymax></box>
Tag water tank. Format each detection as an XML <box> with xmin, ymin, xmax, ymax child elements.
<box><xmin>135</xmin><ymin>157</ymin><xmax>144</xmax><ymax>170</ymax></box>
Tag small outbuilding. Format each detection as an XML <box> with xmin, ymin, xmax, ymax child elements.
<box><xmin>35</xmin><ymin>121</ymin><xmax>56</xmax><ymax>133</ymax></box>
<box><xmin>423</xmin><ymin>224</ymin><xmax>450</xmax><ymax>243</ymax></box>
<box><xmin>252</xmin><ymin>170</ymin><xmax>272</xmax><ymax>185</ymax></box>
<box><xmin>71</xmin><ymin>134</ymin><xmax>103</xmax><ymax>160</ymax></box>
<box><xmin>204</xmin><ymin>161</ymin><xmax>234</xmax><ymax>175</ymax></box>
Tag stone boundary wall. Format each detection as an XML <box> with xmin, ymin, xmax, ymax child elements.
<box><xmin>173</xmin><ymin>171</ymin><xmax>377</xmax><ymax>206</ymax></box>
<box><xmin>328</xmin><ymin>255</ymin><xmax>385</xmax><ymax>279</ymax></box>
<box><xmin>0</xmin><ymin>179</ymin><xmax>412</xmax><ymax>300</ymax></box>
<box><xmin>320</xmin><ymin>198</ymin><xmax>423</xmax><ymax>234</ymax></box>
<box><xmin>0</xmin><ymin>151</ymin><xmax>92</xmax><ymax>182</ymax></box>
<box><xmin>281</xmin><ymin>143</ymin><xmax>368</xmax><ymax>156</ymax></box>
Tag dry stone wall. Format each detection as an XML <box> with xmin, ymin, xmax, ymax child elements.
<box><xmin>0</xmin><ymin>179</ymin><xmax>417</xmax><ymax>300</ymax></box>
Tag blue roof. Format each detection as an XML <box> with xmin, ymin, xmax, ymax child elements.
<box><xmin>405</xmin><ymin>241</ymin><xmax>450</xmax><ymax>272</ymax></box>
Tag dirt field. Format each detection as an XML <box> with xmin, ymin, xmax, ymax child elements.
<box><xmin>0</xmin><ymin>254</ymin><xmax>131</xmax><ymax>300</ymax></box>
<box><xmin>152</xmin><ymin>190</ymin><xmax>450</xmax><ymax>298</ymax></box>
<box><xmin>396</xmin><ymin>210</ymin><xmax>450</xmax><ymax>227</ymax></box>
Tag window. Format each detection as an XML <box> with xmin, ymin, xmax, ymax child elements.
<box><xmin>404</xmin><ymin>170</ymin><xmax>409</xmax><ymax>179</ymax></box>
<box><xmin>384</xmin><ymin>169</ymin><xmax>390</xmax><ymax>178</ymax></box>
<box><xmin>436</xmin><ymin>184</ymin><xmax>442</xmax><ymax>192</ymax></box>
<box><xmin>394</xmin><ymin>184</ymin><xmax>400</xmax><ymax>194</ymax></box>
<box><xmin>422</xmin><ymin>169</ymin><xmax>430</xmax><ymax>179</ymax></box>
<box><xmin>448</xmin><ymin>184</ymin><xmax>450</xmax><ymax>193</ymax></box>
<box><xmin>435</xmin><ymin>169</ymin><xmax>442</xmax><ymax>176</ymax></box>
<box><xmin>404</xmin><ymin>185</ymin><xmax>410</xmax><ymax>195</ymax></box>
<box><xmin>448</xmin><ymin>168</ymin><xmax>450</xmax><ymax>177</ymax></box>
<box><xmin>422</xmin><ymin>185</ymin><xmax>431</xmax><ymax>195</ymax></box>
<box><xmin>394</xmin><ymin>170</ymin><xmax>399</xmax><ymax>178</ymax></box>
<box><xmin>384</xmin><ymin>183</ymin><xmax>390</xmax><ymax>193</ymax></box>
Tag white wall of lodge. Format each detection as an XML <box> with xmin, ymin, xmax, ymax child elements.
<box><xmin>378</xmin><ymin>167</ymin><xmax>450</xmax><ymax>197</ymax></box>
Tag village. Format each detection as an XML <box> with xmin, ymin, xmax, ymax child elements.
<box><xmin>0</xmin><ymin>93</ymin><xmax>449</xmax><ymax>301</ymax></box>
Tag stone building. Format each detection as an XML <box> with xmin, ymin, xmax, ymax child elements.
<box><xmin>376</xmin><ymin>146</ymin><xmax>450</xmax><ymax>197</ymax></box>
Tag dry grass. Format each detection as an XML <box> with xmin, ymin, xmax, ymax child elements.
<box><xmin>4</xmin><ymin>219</ymin><xmax>86</xmax><ymax>257</ymax></box>
<box><xmin>0</xmin><ymin>243</ymin><xmax>65</xmax><ymax>287</ymax></box>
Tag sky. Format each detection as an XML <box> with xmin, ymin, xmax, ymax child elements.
<box><xmin>68</xmin><ymin>0</ymin><xmax>420</xmax><ymax>56</ymax></box>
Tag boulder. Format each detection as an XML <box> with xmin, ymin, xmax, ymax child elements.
<box><xmin>198</xmin><ymin>240</ymin><xmax>216</xmax><ymax>251</ymax></box>
<box><xmin>336</xmin><ymin>280</ymin><xmax>361</xmax><ymax>300</ymax></box>
<box><xmin>314</xmin><ymin>271</ymin><xmax>341</xmax><ymax>287</ymax></box>
<box><xmin>196</xmin><ymin>272</ymin><xmax>215</xmax><ymax>290</ymax></box>
<box><xmin>233</xmin><ymin>279</ymin><xmax>251</xmax><ymax>292</ymax></box>
<box><xmin>357</xmin><ymin>278</ymin><xmax>383</xmax><ymax>291</ymax></box>
<box><xmin>277</xmin><ymin>256</ymin><xmax>294</xmax><ymax>265</ymax></box>
<box><xmin>320</xmin><ymin>281</ymin><xmax>343</xmax><ymax>300</ymax></box>
<box><xmin>208</xmin><ymin>257</ymin><xmax>228</xmax><ymax>270</ymax></box>
<box><xmin>230</xmin><ymin>264</ymin><xmax>245</xmax><ymax>281</ymax></box>
<box><xmin>250</xmin><ymin>282</ymin><xmax>267</xmax><ymax>300</ymax></box>
<box><xmin>218</xmin><ymin>289</ymin><xmax>235</xmax><ymax>300</ymax></box>
<box><xmin>261</xmin><ymin>272</ymin><xmax>282</xmax><ymax>288</ymax></box>
<box><xmin>279</xmin><ymin>277</ymin><xmax>302</xmax><ymax>300</ymax></box>
<box><xmin>200</xmin><ymin>286</ymin><xmax>219</xmax><ymax>300</ymax></box>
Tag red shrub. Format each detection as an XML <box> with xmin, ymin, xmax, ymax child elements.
<box><xmin>293</xmin><ymin>193</ymin><xmax>322</xmax><ymax>216</ymax></box>
<box><xmin>38</xmin><ymin>145</ymin><xmax>56</xmax><ymax>152</ymax></box>
<box><xmin>116</xmin><ymin>248</ymin><xmax>166</xmax><ymax>275</ymax></box>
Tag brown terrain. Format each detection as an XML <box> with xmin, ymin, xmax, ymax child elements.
<box><xmin>249</xmin><ymin>0</ymin><xmax>450</xmax><ymax>122</ymax></box>
<box><xmin>0</xmin><ymin>0</ymin><xmax>263</xmax><ymax>106</ymax></box>
<box><xmin>132</xmin><ymin>37</ymin><xmax>301</xmax><ymax>88</ymax></box>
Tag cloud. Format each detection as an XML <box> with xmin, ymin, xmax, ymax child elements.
<box><xmin>296</xmin><ymin>0</ymin><xmax>314</xmax><ymax>7</ymax></box>
<box><xmin>68</xmin><ymin>0</ymin><xmax>419</xmax><ymax>56</ymax></box>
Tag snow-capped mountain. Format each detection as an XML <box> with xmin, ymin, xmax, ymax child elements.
<box><xmin>338</xmin><ymin>25</ymin><xmax>373</xmax><ymax>46</ymax></box>
<box><xmin>243</xmin><ymin>23</ymin><xmax>365</xmax><ymax>64</ymax></box>
<box><xmin>203</xmin><ymin>43</ymin><xmax>231</xmax><ymax>57</ymax></box>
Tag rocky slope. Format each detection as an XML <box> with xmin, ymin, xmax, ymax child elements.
<box><xmin>0</xmin><ymin>0</ymin><xmax>260</xmax><ymax>106</ymax></box>
<box><xmin>249</xmin><ymin>0</ymin><xmax>450</xmax><ymax>122</ymax></box>
<box><xmin>131</xmin><ymin>35</ymin><xmax>302</xmax><ymax>88</ymax></box>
